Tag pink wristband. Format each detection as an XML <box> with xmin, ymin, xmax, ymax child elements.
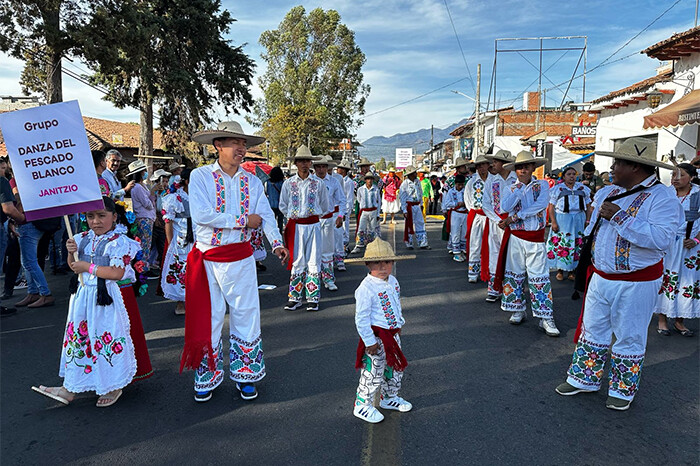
<box><xmin>693</xmin><ymin>238</ymin><xmax>700</xmax><ymax>245</ymax></box>
<box><xmin>89</xmin><ymin>264</ymin><xmax>97</xmax><ymax>275</ymax></box>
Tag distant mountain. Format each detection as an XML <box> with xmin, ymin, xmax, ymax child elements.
<box><xmin>358</xmin><ymin>119</ymin><xmax>469</xmax><ymax>162</ymax></box>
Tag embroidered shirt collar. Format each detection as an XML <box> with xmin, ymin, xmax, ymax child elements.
<box><xmin>627</xmin><ymin>175</ymin><xmax>658</xmax><ymax>191</ymax></box>
<box><xmin>211</xmin><ymin>160</ymin><xmax>243</xmax><ymax>179</ymax></box>
<box><xmin>366</xmin><ymin>273</ymin><xmax>390</xmax><ymax>284</ymax></box>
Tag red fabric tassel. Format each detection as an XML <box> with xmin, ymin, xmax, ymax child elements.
<box><xmin>355</xmin><ymin>326</ymin><xmax>407</xmax><ymax>372</ymax></box>
<box><xmin>180</xmin><ymin>242</ymin><xmax>253</xmax><ymax>372</ymax></box>
<box><xmin>573</xmin><ymin>260</ymin><xmax>663</xmax><ymax>342</ymax></box>
<box><xmin>283</xmin><ymin>216</ymin><xmax>319</xmax><ymax>271</ymax></box>
<box><xmin>403</xmin><ymin>202</ymin><xmax>419</xmax><ymax>242</ymax></box>
<box><xmin>479</xmin><ymin>219</ymin><xmax>491</xmax><ymax>282</ymax></box>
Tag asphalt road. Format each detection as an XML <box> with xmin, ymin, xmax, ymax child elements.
<box><xmin>1</xmin><ymin>218</ymin><xmax>698</xmax><ymax>465</ymax></box>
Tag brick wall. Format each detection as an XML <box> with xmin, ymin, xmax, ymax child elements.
<box><xmin>497</xmin><ymin>110</ymin><xmax>598</xmax><ymax>137</ymax></box>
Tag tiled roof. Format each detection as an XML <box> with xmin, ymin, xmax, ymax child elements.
<box><xmin>590</xmin><ymin>70</ymin><xmax>673</xmax><ymax>104</ymax></box>
<box><xmin>642</xmin><ymin>26</ymin><xmax>700</xmax><ymax>60</ymax></box>
<box><xmin>82</xmin><ymin>116</ymin><xmax>167</xmax><ymax>151</ymax></box>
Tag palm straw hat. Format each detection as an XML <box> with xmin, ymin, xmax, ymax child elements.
<box><xmin>149</xmin><ymin>169</ymin><xmax>171</xmax><ymax>181</ymax></box>
<box><xmin>192</xmin><ymin>120</ymin><xmax>265</xmax><ymax>147</ymax></box>
<box><xmin>313</xmin><ymin>155</ymin><xmax>336</xmax><ymax>166</ymax></box>
<box><xmin>336</xmin><ymin>159</ymin><xmax>353</xmax><ymax>170</ymax></box>
<box><xmin>126</xmin><ymin>159</ymin><xmax>148</xmax><ymax>176</ymax></box>
<box><xmin>503</xmin><ymin>150</ymin><xmax>547</xmax><ymax>170</ymax></box>
<box><xmin>292</xmin><ymin>145</ymin><xmax>316</xmax><ymax>162</ymax></box>
<box><xmin>485</xmin><ymin>149</ymin><xmax>514</xmax><ymax>163</ymax></box>
<box><xmin>388</xmin><ymin>167</ymin><xmax>396</xmax><ymax>172</ymax></box>
<box><xmin>403</xmin><ymin>165</ymin><xmax>418</xmax><ymax>176</ymax></box>
<box><xmin>595</xmin><ymin>137</ymin><xmax>674</xmax><ymax>170</ymax></box>
<box><xmin>453</xmin><ymin>157</ymin><xmax>469</xmax><ymax>168</ymax></box>
<box><xmin>357</xmin><ymin>157</ymin><xmax>373</xmax><ymax>167</ymax></box>
<box><xmin>472</xmin><ymin>153</ymin><xmax>490</xmax><ymax>166</ymax></box>
<box><xmin>168</xmin><ymin>161</ymin><xmax>185</xmax><ymax>171</ymax></box>
<box><xmin>345</xmin><ymin>237</ymin><xmax>416</xmax><ymax>264</ymax></box>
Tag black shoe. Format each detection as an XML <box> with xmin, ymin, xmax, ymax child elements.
<box><xmin>256</xmin><ymin>262</ymin><xmax>267</xmax><ymax>272</ymax></box>
<box><xmin>236</xmin><ymin>382</ymin><xmax>258</xmax><ymax>400</ymax></box>
<box><xmin>194</xmin><ymin>390</ymin><xmax>212</xmax><ymax>402</ymax></box>
<box><xmin>284</xmin><ymin>301</ymin><xmax>303</xmax><ymax>311</ymax></box>
<box><xmin>306</xmin><ymin>302</ymin><xmax>319</xmax><ymax>312</ymax></box>
<box><xmin>0</xmin><ymin>306</ymin><xmax>17</xmax><ymax>317</ymax></box>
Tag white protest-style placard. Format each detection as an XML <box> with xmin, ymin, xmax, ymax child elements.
<box><xmin>0</xmin><ymin>100</ymin><xmax>104</xmax><ymax>221</ymax></box>
<box><xmin>395</xmin><ymin>148</ymin><xmax>413</xmax><ymax>170</ymax></box>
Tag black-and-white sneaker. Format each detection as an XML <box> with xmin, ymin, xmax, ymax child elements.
<box><xmin>485</xmin><ymin>294</ymin><xmax>499</xmax><ymax>303</ymax></box>
<box><xmin>284</xmin><ymin>301</ymin><xmax>303</xmax><ymax>311</ymax></box>
<box><xmin>379</xmin><ymin>396</ymin><xmax>413</xmax><ymax>412</ymax></box>
<box><xmin>306</xmin><ymin>302</ymin><xmax>319</xmax><ymax>312</ymax></box>
<box><xmin>14</xmin><ymin>279</ymin><xmax>27</xmax><ymax>290</ymax></box>
<box><xmin>194</xmin><ymin>390</ymin><xmax>212</xmax><ymax>402</ymax></box>
<box><xmin>236</xmin><ymin>382</ymin><xmax>258</xmax><ymax>401</ymax></box>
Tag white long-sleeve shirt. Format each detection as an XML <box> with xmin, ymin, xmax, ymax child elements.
<box><xmin>354</xmin><ymin>274</ymin><xmax>404</xmax><ymax>346</ymax></box>
<box><xmin>102</xmin><ymin>168</ymin><xmax>126</xmax><ymax>201</ymax></box>
<box><xmin>442</xmin><ymin>187</ymin><xmax>467</xmax><ymax>212</ymax></box>
<box><xmin>318</xmin><ymin>173</ymin><xmax>347</xmax><ymax>218</ymax></box>
<box><xmin>279</xmin><ymin>173</ymin><xmax>330</xmax><ymax>220</ymax></box>
<box><xmin>357</xmin><ymin>185</ymin><xmax>380</xmax><ymax>210</ymax></box>
<box><xmin>465</xmin><ymin>173</ymin><xmax>491</xmax><ymax>211</ymax></box>
<box><xmin>482</xmin><ymin>171</ymin><xmax>517</xmax><ymax>222</ymax></box>
<box><xmin>342</xmin><ymin>175</ymin><xmax>355</xmax><ymax>216</ymax></box>
<box><xmin>588</xmin><ymin>175</ymin><xmax>682</xmax><ymax>274</ymax></box>
<box><xmin>500</xmin><ymin>178</ymin><xmax>550</xmax><ymax>231</ymax></box>
<box><xmin>399</xmin><ymin>178</ymin><xmax>421</xmax><ymax>211</ymax></box>
<box><xmin>189</xmin><ymin>161</ymin><xmax>284</xmax><ymax>252</ymax></box>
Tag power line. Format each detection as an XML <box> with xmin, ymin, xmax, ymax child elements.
<box><xmin>363</xmin><ymin>76</ymin><xmax>470</xmax><ymax>118</ymax></box>
<box><xmin>443</xmin><ymin>0</ymin><xmax>476</xmax><ymax>94</ymax></box>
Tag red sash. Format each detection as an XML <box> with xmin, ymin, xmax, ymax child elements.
<box><xmin>464</xmin><ymin>209</ymin><xmax>491</xmax><ymax>281</ymax></box>
<box><xmin>492</xmin><ymin>228</ymin><xmax>546</xmax><ymax>292</ymax></box>
<box><xmin>355</xmin><ymin>326</ymin><xmax>407</xmax><ymax>371</ymax></box>
<box><xmin>284</xmin><ymin>216</ymin><xmax>320</xmax><ymax>270</ymax></box>
<box><xmin>321</xmin><ymin>205</ymin><xmax>340</xmax><ymax>219</ymax></box>
<box><xmin>180</xmin><ymin>242</ymin><xmax>253</xmax><ymax>372</ymax></box>
<box><xmin>403</xmin><ymin>201</ymin><xmax>420</xmax><ymax>242</ymax></box>
<box><xmin>445</xmin><ymin>207</ymin><xmax>468</xmax><ymax>234</ymax></box>
<box><xmin>355</xmin><ymin>207</ymin><xmax>377</xmax><ymax>237</ymax></box>
<box><xmin>573</xmin><ymin>260</ymin><xmax>663</xmax><ymax>342</ymax></box>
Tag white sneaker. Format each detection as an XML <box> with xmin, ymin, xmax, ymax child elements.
<box><xmin>468</xmin><ymin>277</ymin><xmax>477</xmax><ymax>283</ymax></box>
<box><xmin>380</xmin><ymin>396</ymin><xmax>413</xmax><ymax>412</ymax></box>
<box><xmin>353</xmin><ymin>405</ymin><xmax>384</xmax><ymax>423</ymax></box>
<box><xmin>539</xmin><ymin>318</ymin><xmax>560</xmax><ymax>337</ymax></box>
<box><xmin>326</xmin><ymin>282</ymin><xmax>338</xmax><ymax>291</ymax></box>
<box><xmin>336</xmin><ymin>263</ymin><xmax>346</xmax><ymax>271</ymax></box>
<box><xmin>453</xmin><ymin>254</ymin><xmax>465</xmax><ymax>262</ymax></box>
<box><xmin>485</xmin><ymin>294</ymin><xmax>500</xmax><ymax>303</ymax></box>
<box><xmin>509</xmin><ymin>311</ymin><xmax>526</xmax><ymax>325</ymax></box>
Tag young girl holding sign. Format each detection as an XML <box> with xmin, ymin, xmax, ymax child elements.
<box><xmin>32</xmin><ymin>197</ymin><xmax>145</xmax><ymax>407</ymax></box>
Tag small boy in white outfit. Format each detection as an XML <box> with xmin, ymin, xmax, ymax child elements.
<box><xmin>347</xmin><ymin>237</ymin><xmax>415</xmax><ymax>423</ymax></box>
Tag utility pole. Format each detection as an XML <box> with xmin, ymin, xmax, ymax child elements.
<box><xmin>475</xmin><ymin>63</ymin><xmax>481</xmax><ymax>156</ymax></box>
<box><xmin>430</xmin><ymin>124</ymin><xmax>434</xmax><ymax>172</ymax></box>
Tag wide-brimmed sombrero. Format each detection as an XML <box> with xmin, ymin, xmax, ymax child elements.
<box><xmin>345</xmin><ymin>238</ymin><xmax>416</xmax><ymax>264</ymax></box>
<box><xmin>336</xmin><ymin>159</ymin><xmax>353</xmax><ymax>170</ymax></box>
<box><xmin>403</xmin><ymin>165</ymin><xmax>418</xmax><ymax>176</ymax></box>
<box><xmin>595</xmin><ymin>137</ymin><xmax>674</xmax><ymax>170</ymax></box>
<box><xmin>192</xmin><ymin>120</ymin><xmax>265</xmax><ymax>147</ymax></box>
<box><xmin>313</xmin><ymin>155</ymin><xmax>336</xmax><ymax>166</ymax></box>
<box><xmin>291</xmin><ymin>145</ymin><xmax>316</xmax><ymax>162</ymax></box>
<box><xmin>504</xmin><ymin>150</ymin><xmax>547</xmax><ymax>170</ymax></box>
<box><xmin>126</xmin><ymin>160</ymin><xmax>148</xmax><ymax>176</ymax></box>
<box><xmin>485</xmin><ymin>149</ymin><xmax>514</xmax><ymax>163</ymax></box>
<box><xmin>357</xmin><ymin>157</ymin><xmax>373</xmax><ymax>167</ymax></box>
<box><xmin>453</xmin><ymin>157</ymin><xmax>469</xmax><ymax>168</ymax></box>
<box><xmin>472</xmin><ymin>153</ymin><xmax>490</xmax><ymax>166</ymax></box>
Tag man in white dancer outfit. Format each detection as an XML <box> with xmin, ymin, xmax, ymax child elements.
<box><xmin>482</xmin><ymin>150</ymin><xmax>516</xmax><ymax>302</ymax></box>
<box><xmin>332</xmin><ymin>160</ymin><xmax>350</xmax><ymax>271</ymax></box>
<box><xmin>313</xmin><ymin>155</ymin><xmax>346</xmax><ymax>291</ymax></box>
<box><xmin>556</xmin><ymin>137</ymin><xmax>681</xmax><ymax>411</ymax></box>
<box><xmin>279</xmin><ymin>145</ymin><xmax>330</xmax><ymax>312</ymax></box>
<box><xmin>399</xmin><ymin>165</ymin><xmax>429</xmax><ymax>250</ymax></box>
<box><xmin>464</xmin><ymin>153</ymin><xmax>492</xmax><ymax>283</ymax></box>
<box><xmin>493</xmin><ymin>150</ymin><xmax>559</xmax><ymax>337</ymax></box>
<box><xmin>183</xmin><ymin>121</ymin><xmax>289</xmax><ymax>403</ymax></box>
<box><xmin>336</xmin><ymin>159</ymin><xmax>355</xmax><ymax>270</ymax></box>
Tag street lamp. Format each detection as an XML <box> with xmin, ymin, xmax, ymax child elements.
<box><xmin>647</xmin><ymin>90</ymin><xmax>663</xmax><ymax>109</ymax></box>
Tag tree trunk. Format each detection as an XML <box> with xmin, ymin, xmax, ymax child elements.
<box><xmin>40</xmin><ymin>1</ymin><xmax>63</xmax><ymax>104</ymax></box>
<box><xmin>139</xmin><ymin>80</ymin><xmax>154</xmax><ymax>170</ymax></box>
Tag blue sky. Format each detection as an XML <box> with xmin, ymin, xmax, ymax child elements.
<box><xmin>0</xmin><ymin>0</ymin><xmax>697</xmax><ymax>142</ymax></box>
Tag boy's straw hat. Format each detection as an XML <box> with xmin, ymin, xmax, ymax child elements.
<box><xmin>345</xmin><ymin>238</ymin><xmax>416</xmax><ymax>264</ymax></box>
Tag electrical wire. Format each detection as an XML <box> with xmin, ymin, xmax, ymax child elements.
<box><xmin>443</xmin><ymin>0</ymin><xmax>476</xmax><ymax>94</ymax></box>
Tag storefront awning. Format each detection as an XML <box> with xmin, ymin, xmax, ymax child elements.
<box><xmin>643</xmin><ymin>89</ymin><xmax>700</xmax><ymax>129</ymax></box>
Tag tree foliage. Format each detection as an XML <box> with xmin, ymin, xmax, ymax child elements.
<box><xmin>249</xmin><ymin>6</ymin><xmax>370</xmax><ymax>164</ymax></box>
<box><xmin>376</xmin><ymin>157</ymin><xmax>387</xmax><ymax>171</ymax></box>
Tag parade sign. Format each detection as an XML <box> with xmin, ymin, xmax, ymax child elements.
<box><xmin>395</xmin><ymin>148</ymin><xmax>412</xmax><ymax>170</ymax></box>
<box><xmin>0</xmin><ymin>101</ymin><xmax>104</xmax><ymax>221</ymax></box>
<box><xmin>571</xmin><ymin>125</ymin><xmax>597</xmax><ymax>137</ymax></box>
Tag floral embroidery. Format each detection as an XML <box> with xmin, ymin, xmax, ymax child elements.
<box><xmin>63</xmin><ymin>320</ymin><xmax>96</xmax><ymax>373</ymax></box>
<box><xmin>308</xmin><ymin>179</ymin><xmax>318</xmax><ymax>215</ymax></box>
<box><xmin>659</xmin><ymin>269</ymin><xmax>680</xmax><ymax>300</ymax></box>
<box><xmin>567</xmin><ymin>337</ymin><xmax>610</xmax><ymax>387</ymax></box>
<box><xmin>492</xmin><ymin>183</ymin><xmax>502</xmax><ymax>214</ymax></box>
<box><xmin>468</xmin><ymin>261</ymin><xmax>481</xmax><ymax>277</ymax></box>
<box><xmin>321</xmin><ymin>262</ymin><xmax>335</xmax><ymax>285</ymax></box>
<box><xmin>527</xmin><ymin>275</ymin><xmax>553</xmax><ymax>317</ymax></box>
<box><xmin>195</xmin><ymin>339</ymin><xmax>224</xmax><ymax>391</ymax></box>
<box><xmin>305</xmin><ymin>272</ymin><xmax>321</xmax><ymax>302</ymax></box>
<box><xmin>531</xmin><ymin>181</ymin><xmax>542</xmax><ymax>201</ymax></box>
<box><xmin>681</xmin><ymin>280</ymin><xmax>700</xmax><ymax>299</ymax></box>
<box><xmin>211</xmin><ymin>171</ymin><xmax>226</xmax><ymax>246</ymax></box>
<box><xmin>229</xmin><ymin>334</ymin><xmax>265</xmax><ymax>382</ymax></box>
<box><xmin>238</xmin><ymin>173</ymin><xmax>249</xmax><ymax>232</ymax></box>
<box><xmin>501</xmin><ymin>272</ymin><xmax>526</xmax><ymax>311</ymax></box>
<box><xmin>378</xmin><ymin>291</ymin><xmax>398</xmax><ymax>328</ymax></box>
<box><xmin>613</xmin><ymin>192</ymin><xmax>651</xmax><ymax>271</ymax></box>
<box><xmin>93</xmin><ymin>331</ymin><xmax>126</xmax><ymax>367</ymax></box>
<box><xmin>610</xmin><ymin>352</ymin><xmax>644</xmax><ymax>398</ymax></box>
<box><xmin>290</xmin><ymin>181</ymin><xmax>301</xmax><ymax>218</ymax></box>
<box><xmin>683</xmin><ymin>254</ymin><xmax>700</xmax><ymax>270</ymax></box>
<box><xmin>547</xmin><ymin>231</ymin><xmax>583</xmax><ymax>266</ymax></box>
<box><xmin>288</xmin><ymin>272</ymin><xmax>306</xmax><ymax>301</ymax></box>
<box><xmin>472</xmin><ymin>179</ymin><xmax>484</xmax><ymax>208</ymax></box>
<box><xmin>165</xmin><ymin>253</ymin><xmax>186</xmax><ymax>286</ymax></box>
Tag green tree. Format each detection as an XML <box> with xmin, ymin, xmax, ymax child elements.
<box><xmin>74</xmin><ymin>0</ymin><xmax>255</xmax><ymax>160</ymax></box>
<box><xmin>249</xmin><ymin>6</ymin><xmax>370</xmax><ymax>164</ymax></box>
<box><xmin>376</xmin><ymin>157</ymin><xmax>386</xmax><ymax>171</ymax></box>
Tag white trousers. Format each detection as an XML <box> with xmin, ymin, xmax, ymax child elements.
<box><xmin>194</xmin><ymin>256</ymin><xmax>265</xmax><ymax>390</ymax></box>
<box><xmin>289</xmin><ymin>223</ymin><xmax>322</xmax><ymax>303</ymax></box>
<box><xmin>467</xmin><ymin>214</ymin><xmax>487</xmax><ymax>280</ymax></box>
<box><xmin>405</xmin><ymin>205</ymin><xmax>428</xmax><ymax>248</ymax></box>
<box><xmin>487</xmin><ymin>219</ymin><xmax>505</xmax><ymax>296</ymax></box>
<box><xmin>320</xmin><ymin>216</ymin><xmax>336</xmax><ymax>285</ymax></box>
<box><xmin>500</xmin><ymin>235</ymin><xmax>554</xmax><ymax>318</ymax></box>
<box><xmin>356</xmin><ymin>210</ymin><xmax>379</xmax><ymax>247</ymax></box>
<box><xmin>566</xmin><ymin>274</ymin><xmax>661</xmax><ymax>401</ymax></box>
<box><xmin>333</xmin><ymin>212</ymin><xmax>345</xmax><ymax>266</ymax></box>
<box><xmin>448</xmin><ymin>211</ymin><xmax>467</xmax><ymax>254</ymax></box>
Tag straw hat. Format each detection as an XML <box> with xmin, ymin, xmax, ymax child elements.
<box><xmin>503</xmin><ymin>150</ymin><xmax>546</xmax><ymax>170</ymax></box>
<box><xmin>150</xmin><ymin>169</ymin><xmax>171</xmax><ymax>181</ymax></box>
<box><xmin>472</xmin><ymin>153</ymin><xmax>490</xmax><ymax>166</ymax></box>
<box><xmin>418</xmin><ymin>166</ymin><xmax>429</xmax><ymax>173</ymax></box>
<box><xmin>126</xmin><ymin>160</ymin><xmax>148</xmax><ymax>176</ymax></box>
<box><xmin>403</xmin><ymin>165</ymin><xmax>418</xmax><ymax>176</ymax></box>
<box><xmin>595</xmin><ymin>137</ymin><xmax>674</xmax><ymax>170</ymax></box>
<box><xmin>313</xmin><ymin>155</ymin><xmax>336</xmax><ymax>166</ymax></box>
<box><xmin>453</xmin><ymin>157</ymin><xmax>469</xmax><ymax>168</ymax></box>
<box><xmin>192</xmin><ymin>120</ymin><xmax>265</xmax><ymax>147</ymax></box>
<box><xmin>357</xmin><ymin>157</ymin><xmax>373</xmax><ymax>167</ymax></box>
<box><xmin>168</xmin><ymin>161</ymin><xmax>185</xmax><ymax>171</ymax></box>
<box><xmin>485</xmin><ymin>149</ymin><xmax>514</xmax><ymax>163</ymax></box>
<box><xmin>345</xmin><ymin>237</ymin><xmax>416</xmax><ymax>264</ymax></box>
<box><xmin>292</xmin><ymin>145</ymin><xmax>315</xmax><ymax>162</ymax></box>
<box><xmin>388</xmin><ymin>167</ymin><xmax>396</xmax><ymax>173</ymax></box>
